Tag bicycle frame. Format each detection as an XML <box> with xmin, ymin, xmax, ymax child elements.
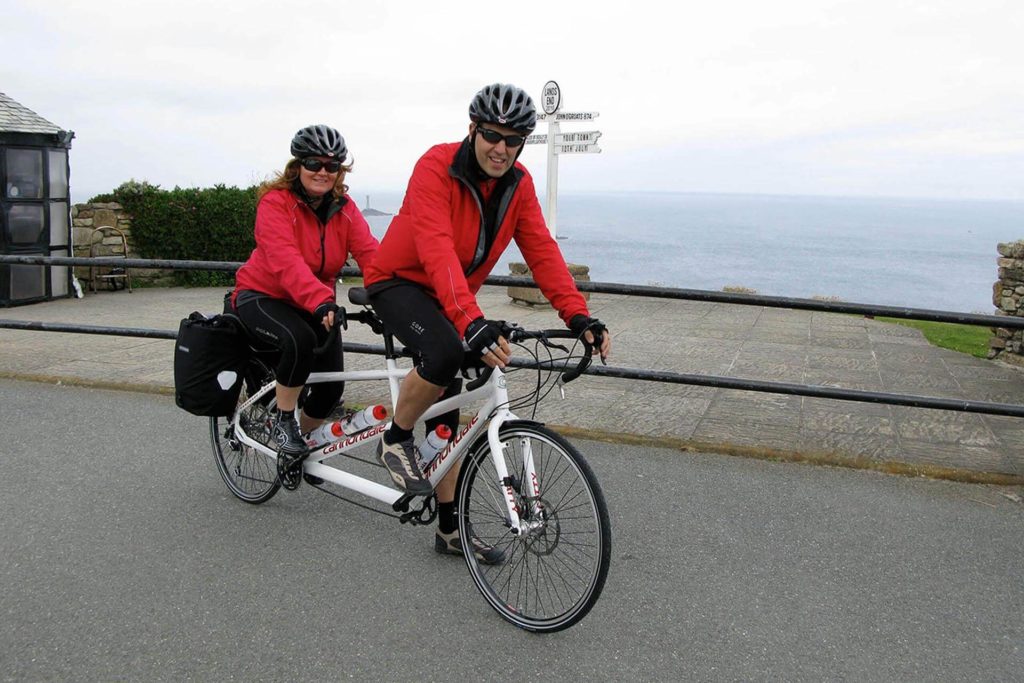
<box><xmin>229</xmin><ymin>356</ymin><xmax>533</xmax><ymax>533</ymax></box>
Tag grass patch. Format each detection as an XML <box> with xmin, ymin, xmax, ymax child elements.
<box><xmin>876</xmin><ymin>317</ymin><xmax>991</xmax><ymax>358</ymax></box>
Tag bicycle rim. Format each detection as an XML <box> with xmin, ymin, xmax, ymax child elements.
<box><xmin>209</xmin><ymin>359</ymin><xmax>280</xmax><ymax>504</ymax></box>
<box><xmin>457</xmin><ymin>424</ymin><xmax>611</xmax><ymax>633</ymax></box>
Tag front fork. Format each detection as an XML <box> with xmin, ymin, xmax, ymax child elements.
<box><xmin>486</xmin><ymin>412</ymin><xmax>543</xmax><ymax>536</ymax></box>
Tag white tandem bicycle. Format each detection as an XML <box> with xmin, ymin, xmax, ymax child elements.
<box><xmin>209</xmin><ymin>287</ymin><xmax>611</xmax><ymax>633</ymax></box>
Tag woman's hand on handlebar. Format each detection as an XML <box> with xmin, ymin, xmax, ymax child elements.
<box><xmin>315</xmin><ymin>302</ymin><xmax>340</xmax><ymax>332</ymax></box>
<box><xmin>311</xmin><ymin>303</ymin><xmax>346</xmax><ymax>355</ymax></box>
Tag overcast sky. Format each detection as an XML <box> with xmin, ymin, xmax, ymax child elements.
<box><xmin>3</xmin><ymin>0</ymin><xmax>1022</xmax><ymax>204</ymax></box>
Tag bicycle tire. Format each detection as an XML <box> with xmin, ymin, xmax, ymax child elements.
<box><xmin>209</xmin><ymin>357</ymin><xmax>281</xmax><ymax>504</ymax></box>
<box><xmin>456</xmin><ymin>423</ymin><xmax>611</xmax><ymax>633</ymax></box>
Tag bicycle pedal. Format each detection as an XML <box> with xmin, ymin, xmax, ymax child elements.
<box><xmin>391</xmin><ymin>493</ymin><xmax>414</xmax><ymax>513</ymax></box>
<box><xmin>303</xmin><ymin>472</ymin><xmax>325</xmax><ymax>486</ymax></box>
<box><xmin>279</xmin><ymin>470</ymin><xmax>301</xmax><ymax>491</ymax></box>
<box><xmin>398</xmin><ymin>510</ymin><xmax>419</xmax><ymax>525</ymax></box>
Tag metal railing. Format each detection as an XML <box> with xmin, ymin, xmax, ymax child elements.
<box><xmin>2</xmin><ymin>254</ymin><xmax>1023</xmax><ymax>419</ymax></box>
<box><xmin>6</xmin><ymin>253</ymin><xmax>1019</xmax><ymax>328</ymax></box>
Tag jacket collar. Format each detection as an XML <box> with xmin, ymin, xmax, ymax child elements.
<box><xmin>291</xmin><ymin>178</ymin><xmax>348</xmax><ymax>224</ymax></box>
<box><xmin>449</xmin><ymin>137</ymin><xmax>524</xmax><ymax>186</ymax></box>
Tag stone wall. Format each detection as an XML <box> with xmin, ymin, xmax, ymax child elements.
<box><xmin>71</xmin><ymin>202</ymin><xmax>174</xmax><ymax>288</ymax></box>
<box><xmin>989</xmin><ymin>240</ymin><xmax>1024</xmax><ymax>365</ymax></box>
<box><xmin>507</xmin><ymin>262</ymin><xmax>591</xmax><ymax>306</ymax></box>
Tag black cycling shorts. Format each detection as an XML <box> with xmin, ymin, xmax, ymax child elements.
<box><xmin>234</xmin><ymin>291</ymin><xmax>343</xmax><ymax>419</ymax></box>
<box><xmin>367</xmin><ymin>280</ymin><xmax>464</xmax><ymax>387</ymax></box>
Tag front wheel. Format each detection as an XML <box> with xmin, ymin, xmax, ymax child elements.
<box><xmin>209</xmin><ymin>357</ymin><xmax>281</xmax><ymax>504</ymax></box>
<box><xmin>456</xmin><ymin>423</ymin><xmax>611</xmax><ymax>633</ymax></box>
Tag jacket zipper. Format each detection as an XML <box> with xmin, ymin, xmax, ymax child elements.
<box><xmin>455</xmin><ymin>174</ymin><xmax>488</xmax><ymax>275</ymax></box>
<box><xmin>456</xmin><ymin>176</ymin><xmax>522</xmax><ymax>276</ymax></box>
<box><xmin>317</xmin><ymin>222</ymin><xmax>326</xmax><ymax>277</ymax></box>
<box><xmin>293</xmin><ymin>200</ymin><xmax>328</xmax><ymax>278</ymax></box>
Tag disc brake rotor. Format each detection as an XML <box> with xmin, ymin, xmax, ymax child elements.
<box><xmin>521</xmin><ymin>497</ymin><xmax>561</xmax><ymax>556</ymax></box>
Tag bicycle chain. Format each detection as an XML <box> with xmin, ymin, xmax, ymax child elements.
<box><xmin>306</xmin><ymin>481</ymin><xmax>436</xmax><ymax>524</ymax></box>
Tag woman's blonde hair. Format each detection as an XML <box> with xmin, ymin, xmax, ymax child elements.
<box><xmin>257</xmin><ymin>158</ymin><xmax>352</xmax><ymax>202</ymax></box>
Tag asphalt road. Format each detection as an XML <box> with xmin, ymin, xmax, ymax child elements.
<box><xmin>1</xmin><ymin>378</ymin><xmax>1021</xmax><ymax>681</ymax></box>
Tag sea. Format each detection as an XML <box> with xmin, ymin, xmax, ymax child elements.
<box><xmin>358</xmin><ymin>191</ymin><xmax>1024</xmax><ymax>314</ymax></box>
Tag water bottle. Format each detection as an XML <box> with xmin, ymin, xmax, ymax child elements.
<box><xmin>304</xmin><ymin>420</ymin><xmax>346</xmax><ymax>448</ymax></box>
<box><xmin>304</xmin><ymin>404</ymin><xmax>389</xmax><ymax>447</ymax></box>
<box><xmin>418</xmin><ymin>424</ymin><xmax>453</xmax><ymax>469</ymax></box>
<box><xmin>338</xmin><ymin>404</ymin><xmax>389</xmax><ymax>435</ymax></box>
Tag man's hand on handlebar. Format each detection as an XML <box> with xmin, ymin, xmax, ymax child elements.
<box><xmin>464</xmin><ymin>317</ymin><xmax>512</xmax><ymax>369</ymax></box>
<box><xmin>569</xmin><ymin>315</ymin><xmax>611</xmax><ymax>362</ymax></box>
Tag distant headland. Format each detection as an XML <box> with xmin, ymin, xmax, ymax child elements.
<box><xmin>362</xmin><ymin>195</ymin><xmax>392</xmax><ymax>217</ymax></box>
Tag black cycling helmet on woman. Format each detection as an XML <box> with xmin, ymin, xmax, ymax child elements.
<box><xmin>291</xmin><ymin>124</ymin><xmax>348</xmax><ymax>160</ymax></box>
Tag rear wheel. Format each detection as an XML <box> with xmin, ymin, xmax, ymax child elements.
<box><xmin>456</xmin><ymin>423</ymin><xmax>611</xmax><ymax>633</ymax></box>
<box><xmin>209</xmin><ymin>358</ymin><xmax>281</xmax><ymax>504</ymax></box>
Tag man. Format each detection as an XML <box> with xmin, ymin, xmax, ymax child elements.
<box><xmin>364</xmin><ymin>83</ymin><xmax>611</xmax><ymax>563</ymax></box>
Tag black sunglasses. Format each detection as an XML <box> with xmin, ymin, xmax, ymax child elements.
<box><xmin>476</xmin><ymin>126</ymin><xmax>526</xmax><ymax>148</ymax></box>
<box><xmin>300</xmin><ymin>158</ymin><xmax>343</xmax><ymax>173</ymax></box>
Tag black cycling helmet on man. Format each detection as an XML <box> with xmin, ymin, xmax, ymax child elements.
<box><xmin>291</xmin><ymin>124</ymin><xmax>348</xmax><ymax>160</ymax></box>
<box><xmin>468</xmin><ymin>83</ymin><xmax>537</xmax><ymax>135</ymax></box>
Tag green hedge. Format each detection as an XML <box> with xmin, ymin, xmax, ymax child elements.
<box><xmin>89</xmin><ymin>180</ymin><xmax>257</xmax><ymax>286</ymax></box>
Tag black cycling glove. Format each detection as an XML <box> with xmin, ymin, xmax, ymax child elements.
<box><xmin>314</xmin><ymin>302</ymin><xmax>340</xmax><ymax>325</ymax></box>
<box><xmin>569</xmin><ymin>314</ymin><xmax>607</xmax><ymax>348</ymax></box>
<box><xmin>464</xmin><ymin>317</ymin><xmax>507</xmax><ymax>356</ymax></box>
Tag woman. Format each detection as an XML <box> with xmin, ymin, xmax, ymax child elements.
<box><xmin>232</xmin><ymin>124</ymin><xmax>379</xmax><ymax>479</ymax></box>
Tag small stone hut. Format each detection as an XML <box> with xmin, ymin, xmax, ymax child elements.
<box><xmin>0</xmin><ymin>92</ymin><xmax>75</xmax><ymax>306</ymax></box>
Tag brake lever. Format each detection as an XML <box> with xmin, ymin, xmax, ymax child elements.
<box><xmin>540</xmin><ymin>333</ymin><xmax>570</xmax><ymax>354</ymax></box>
<box><xmin>560</xmin><ymin>339</ymin><xmax>594</xmax><ymax>383</ymax></box>
<box><xmin>587</xmin><ymin>327</ymin><xmax>607</xmax><ymax>366</ymax></box>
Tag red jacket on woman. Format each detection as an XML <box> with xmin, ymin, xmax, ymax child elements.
<box><xmin>364</xmin><ymin>141</ymin><xmax>589</xmax><ymax>336</ymax></box>
<box><xmin>234</xmin><ymin>188</ymin><xmax>379</xmax><ymax>313</ymax></box>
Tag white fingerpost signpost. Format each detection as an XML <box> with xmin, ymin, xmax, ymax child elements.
<box><xmin>528</xmin><ymin>81</ymin><xmax>602</xmax><ymax>238</ymax></box>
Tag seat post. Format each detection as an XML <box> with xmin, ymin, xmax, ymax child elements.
<box><xmin>346</xmin><ymin>286</ymin><xmax>402</xmax><ymax>360</ymax></box>
<box><xmin>382</xmin><ymin>332</ymin><xmax>398</xmax><ymax>359</ymax></box>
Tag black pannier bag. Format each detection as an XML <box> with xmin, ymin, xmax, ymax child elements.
<box><xmin>173</xmin><ymin>311</ymin><xmax>251</xmax><ymax>416</ymax></box>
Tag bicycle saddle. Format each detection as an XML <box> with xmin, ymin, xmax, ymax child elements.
<box><xmin>348</xmin><ymin>287</ymin><xmax>371</xmax><ymax>306</ymax></box>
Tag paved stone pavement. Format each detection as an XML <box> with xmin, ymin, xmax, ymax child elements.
<box><xmin>2</xmin><ymin>285</ymin><xmax>1023</xmax><ymax>483</ymax></box>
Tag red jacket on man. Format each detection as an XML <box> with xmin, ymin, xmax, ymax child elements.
<box><xmin>234</xmin><ymin>188</ymin><xmax>379</xmax><ymax>313</ymax></box>
<box><xmin>364</xmin><ymin>141</ymin><xmax>589</xmax><ymax>336</ymax></box>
